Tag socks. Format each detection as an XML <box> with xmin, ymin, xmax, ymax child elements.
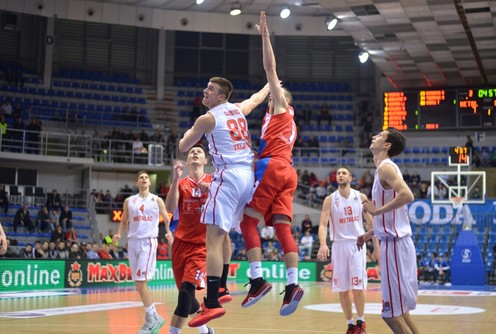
<box><xmin>145</xmin><ymin>304</ymin><xmax>156</xmax><ymax>315</ymax></box>
<box><xmin>169</xmin><ymin>326</ymin><xmax>181</xmax><ymax>334</ymax></box>
<box><xmin>286</xmin><ymin>267</ymin><xmax>298</xmax><ymax>285</ymax></box>
<box><xmin>347</xmin><ymin>318</ymin><xmax>355</xmax><ymax>325</ymax></box>
<box><xmin>249</xmin><ymin>261</ymin><xmax>262</xmax><ymax>280</ymax></box>
<box><xmin>220</xmin><ymin>264</ymin><xmax>229</xmax><ymax>289</ymax></box>
<box><xmin>205</xmin><ymin>276</ymin><xmax>221</xmax><ymax>308</ymax></box>
<box><xmin>357</xmin><ymin>316</ymin><xmax>365</xmax><ymax>322</ymax></box>
<box><xmin>196</xmin><ymin>324</ymin><xmax>208</xmax><ymax>333</ymax></box>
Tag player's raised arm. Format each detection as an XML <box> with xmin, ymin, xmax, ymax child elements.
<box><xmin>178</xmin><ymin>114</ymin><xmax>214</xmax><ymax>152</ymax></box>
<box><xmin>236</xmin><ymin>83</ymin><xmax>270</xmax><ymax>116</ymax></box>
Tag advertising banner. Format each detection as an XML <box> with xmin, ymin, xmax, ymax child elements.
<box><xmin>0</xmin><ymin>260</ymin><xmax>65</xmax><ymax>292</ymax></box>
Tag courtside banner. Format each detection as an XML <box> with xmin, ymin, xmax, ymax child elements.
<box><xmin>227</xmin><ymin>261</ymin><xmax>316</xmax><ymax>282</ymax></box>
<box><xmin>65</xmin><ymin>260</ymin><xmax>176</xmax><ymax>288</ymax></box>
<box><xmin>0</xmin><ymin>260</ymin><xmax>65</xmax><ymax>292</ymax></box>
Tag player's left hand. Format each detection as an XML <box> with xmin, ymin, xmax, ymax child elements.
<box><xmin>198</xmin><ymin>181</ymin><xmax>210</xmax><ymax>194</ymax></box>
<box><xmin>165</xmin><ymin>231</ymin><xmax>174</xmax><ymax>244</ymax></box>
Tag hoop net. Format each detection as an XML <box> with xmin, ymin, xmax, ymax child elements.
<box><xmin>450</xmin><ymin>196</ymin><xmax>464</xmax><ymax>209</ymax></box>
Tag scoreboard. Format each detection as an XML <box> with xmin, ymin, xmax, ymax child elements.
<box><xmin>383</xmin><ymin>87</ymin><xmax>496</xmax><ymax>130</ymax></box>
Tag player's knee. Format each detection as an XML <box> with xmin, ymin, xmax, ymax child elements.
<box><xmin>189</xmin><ymin>297</ymin><xmax>200</xmax><ymax>315</ymax></box>
<box><xmin>174</xmin><ymin>282</ymin><xmax>195</xmax><ymax>318</ymax></box>
<box><xmin>240</xmin><ymin>214</ymin><xmax>261</xmax><ymax>251</ymax></box>
<box><xmin>275</xmin><ymin>223</ymin><xmax>297</xmax><ymax>254</ymax></box>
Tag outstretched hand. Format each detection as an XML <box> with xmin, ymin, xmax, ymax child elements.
<box><xmin>255</xmin><ymin>11</ymin><xmax>268</xmax><ymax>35</ymax></box>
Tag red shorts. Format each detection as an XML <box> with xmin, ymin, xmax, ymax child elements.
<box><xmin>171</xmin><ymin>238</ymin><xmax>207</xmax><ymax>290</ymax></box>
<box><xmin>247</xmin><ymin>157</ymin><xmax>297</xmax><ymax>225</ymax></box>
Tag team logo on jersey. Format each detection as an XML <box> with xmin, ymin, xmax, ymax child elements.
<box><xmin>68</xmin><ymin>261</ymin><xmax>83</xmax><ymax>287</ymax></box>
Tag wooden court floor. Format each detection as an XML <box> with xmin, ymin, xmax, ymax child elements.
<box><xmin>1</xmin><ymin>282</ymin><xmax>495</xmax><ymax>334</ymax></box>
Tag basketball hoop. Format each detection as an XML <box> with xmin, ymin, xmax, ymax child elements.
<box><xmin>450</xmin><ymin>196</ymin><xmax>464</xmax><ymax>210</ymax></box>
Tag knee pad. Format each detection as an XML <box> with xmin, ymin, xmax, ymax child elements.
<box><xmin>174</xmin><ymin>282</ymin><xmax>195</xmax><ymax>318</ymax></box>
<box><xmin>189</xmin><ymin>297</ymin><xmax>200</xmax><ymax>315</ymax></box>
<box><xmin>240</xmin><ymin>214</ymin><xmax>261</xmax><ymax>251</ymax></box>
<box><xmin>275</xmin><ymin>223</ymin><xmax>297</xmax><ymax>254</ymax></box>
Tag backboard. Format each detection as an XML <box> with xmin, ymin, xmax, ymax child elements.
<box><xmin>430</xmin><ymin>170</ymin><xmax>486</xmax><ymax>204</ymax></box>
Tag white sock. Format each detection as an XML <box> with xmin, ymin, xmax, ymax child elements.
<box><xmin>169</xmin><ymin>326</ymin><xmax>181</xmax><ymax>334</ymax></box>
<box><xmin>286</xmin><ymin>267</ymin><xmax>298</xmax><ymax>285</ymax></box>
<box><xmin>196</xmin><ymin>324</ymin><xmax>208</xmax><ymax>333</ymax></box>
<box><xmin>357</xmin><ymin>316</ymin><xmax>365</xmax><ymax>322</ymax></box>
<box><xmin>145</xmin><ymin>304</ymin><xmax>156</xmax><ymax>315</ymax></box>
<box><xmin>250</xmin><ymin>261</ymin><xmax>262</xmax><ymax>279</ymax></box>
<box><xmin>347</xmin><ymin>318</ymin><xmax>355</xmax><ymax>325</ymax></box>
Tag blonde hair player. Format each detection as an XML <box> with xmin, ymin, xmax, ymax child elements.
<box><xmin>113</xmin><ymin>170</ymin><xmax>172</xmax><ymax>334</ymax></box>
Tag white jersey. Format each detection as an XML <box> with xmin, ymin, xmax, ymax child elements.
<box><xmin>126</xmin><ymin>193</ymin><xmax>160</xmax><ymax>239</ymax></box>
<box><xmin>372</xmin><ymin>158</ymin><xmax>412</xmax><ymax>239</ymax></box>
<box><xmin>206</xmin><ymin>102</ymin><xmax>254</xmax><ymax>168</ymax></box>
<box><xmin>329</xmin><ymin>189</ymin><xmax>365</xmax><ymax>241</ymax></box>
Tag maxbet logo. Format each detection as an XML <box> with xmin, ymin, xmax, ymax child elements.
<box><xmin>87</xmin><ymin>262</ymin><xmax>133</xmax><ymax>283</ymax></box>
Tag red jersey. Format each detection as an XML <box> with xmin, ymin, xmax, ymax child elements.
<box><xmin>175</xmin><ymin>174</ymin><xmax>212</xmax><ymax>244</ymax></box>
<box><xmin>258</xmin><ymin>106</ymin><xmax>297</xmax><ymax>163</ymax></box>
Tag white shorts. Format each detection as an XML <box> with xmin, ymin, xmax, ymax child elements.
<box><xmin>331</xmin><ymin>239</ymin><xmax>367</xmax><ymax>292</ymax></box>
<box><xmin>201</xmin><ymin>166</ymin><xmax>254</xmax><ymax>233</ymax></box>
<box><xmin>127</xmin><ymin>237</ymin><xmax>158</xmax><ymax>281</ymax></box>
<box><xmin>380</xmin><ymin>236</ymin><xmax>418</xmax><ymax>318</ymax></box>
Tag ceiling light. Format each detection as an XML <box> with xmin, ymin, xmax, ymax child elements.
<box><xmin>280</xmin><ymin>7</ymin><xmax>291</xmax><ymax>19</ymax></box>
<box><xmin>359</xmin><ymin>51</ymin><xmax>369</xmax><ymax>63</ymax></box>
<box><xmin>325</xmin><ymin>15</ymin><xmax>338</xmax><ymax>31</ymax></box>
<box><xmin>196</xmin><ymin>0</ymin><xmax>204</xmax><ymax>4</ymax></box>
<box><xmin>230</xmin><ymin>2</ymin><xmax>242</xmax><ymax>16</ymax></box>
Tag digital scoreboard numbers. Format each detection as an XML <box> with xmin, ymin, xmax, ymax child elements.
<box><xmin>418</xmin><ymin>90</ymin><xmax>456</xmax><ymax>129</ymax></box>
<box><xmin>458</xmin><ymin>88</ymin><xmax>496</xmax><ymax>127</ymax></box>
<box><xmin>448</xmin><ymin>146</ymin><xmax>470</xmax><ymax>166</ymax></box>
<box><xmin>383</xmin><ymin>87</ymin><xmax>496</xmax><ymax>130</ymax></box>
<box><xmin>383</xmin><ymin>91</ymin><xmax>418</xmax><ymax>130</ymax></box>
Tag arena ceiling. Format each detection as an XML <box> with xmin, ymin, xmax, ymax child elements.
<box><xmin>100</xmin><ymin>0</ymin><xmax>496</xmax><ymax>89</ymax></box>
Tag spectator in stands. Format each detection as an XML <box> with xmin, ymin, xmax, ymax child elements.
<box><xmin>157</xmin><ymin>237</ymin><xmax>169</xmax><ymax>260</ymax></box>
<box><xmin>19</xmin><ymin>243</ymin><xmax>34</xmax><ymax>259</ymax></box>
<box><xmin>317</xmin><ymin>103</ymin><xmax>331</xmax><ymax>126</ymax></box>
<box><xmin>410</xmin><ymin>171</ymin><xmax>421</xmax><ymax>187</ymax></box>
<box><xmin>301</xmin><ymin>169</ymin><xmax>310</xmax><ymax>186</ymax></box>
<box><xmin>434</xmin><ymin>253</ymin><xmax>450</xmax><ymax>285</ymax></box>
<box><xmin>427</xmin><ymin>182</ymin><xmax>439</xmax><ymax>199</ymax></box>
<box><xmin>86</xmin><ymin>242</ymin><xmax>100</xmax><ymax>259</ymax></box>
<box><xmin>302</xmin><ymin>103</ymin><xmax>312</xmax><ymax>126</ymax></box>
<box><xmin>268</xmin><ymin>248</ymin><xmax>282</xmax><ymax>261</ymax></box>
<box><xmin>132</xmin><ymin>135</ymin><xmax>148</xmax><ymax>164</ymax></box>
<box><xmin>472</xmin><ymin>186</ymin><xmax>481</xmax><ymax>199</ymax></box>
<box><xmin>11</xmin><ymin>116</ymin><xmax>25</xmax><ymax>153</ymax></box>
<box><xmin>46</xmin><ymin>189</ymin><xmax>61</xmax><ymax>212</ymax></box>
<box><xmin>301</xmin><ymin>214</ymin><xmax>313</xmax><ymax>234</ymax></box>
<box><xmin>102</xmin><ymin>189</ymin><xmax>113</xmax><ymax>207</ymax></box>
<box><xmin>308</xmin><ymin>135</ymin><xmax>320</xmax><ymax>156</ymax></box>
<box><xmin>418</xmin><ymin>182</ymin><xmax>429</xmax><ymax>199</ymax></box>
<box><xmin>47</xmin><ymin>241</ymin><xmax>58</xmax><ymax>259</ymax></box>
<box><xmin>109</xmin><ymin>243</ymin><xmax>120</xmax><ymax>259</ymax></box>
<box><xmin>260</xmin><ymin>225</ymin><xmax>275</xmax><ymax>243</ymax></box>
<box><xmin>103</xmin><ymin>229</ymin><xmax>119</xmax><ymax>247</ymax></box>
<box><xmin>36</xmin><ymin>206</ymin><xmax>51</xmax><ymax>233</ymax></box>
<box><xmin>50</xmin><ymin>224</ymin><xmax>65</xmax><ymax>243</ymax></box>
<box><xmin>328</xmin><ymin>170</ymin><xmax>338</xmax><ymax>188</ymax></box>
<box><xmin>33</xmin><ymin>240</ymin><xmax>47</xmax><ymax>259</ymax></box>
<box><xmin>139</xmin><ymin>128</ymin><xmax>150</xmax><ymax>142</ymax></box>
<box><xmin>465</xmin><ymin>135</ymin><xmax>474</xmax><ymax>158</ymax></box>
<box><xmin>1</xmin><ymin>238</ymin><xmax>17</xmax><ymax>258</ymax></box>
<box><xmin>41</xmin><ymin>240</ymin><xmax>49</xmax><ymax>254</ymax></box>
<box><xmin>298</xmin><ymin>230</ymin><xmax>314</xmax><ymax>259</ymax></box>
<box><xmin>57</xmin><ymin>240</ymin><xmax>69</xmax><ymax>259</ymax></box>
<box><xmin>68</xmin><ymin>242</ymin><xmax>81</xmax><ymax>259</ymax></box>
<box><xmin>0</xmin><ymin>115</ymin><xmax>8</xmax><ymax>151</ymax></box>
<box><xmin>0</xmin><ymin>185</ymin><xmax>9</xmax><ymax>214</ymax></box>
<box><xmin>438</xmin><ymin>184</ymin><xmax>448</xmax><ymax>200</ymax></box>
<box><xmin>150</xmin><ymin>130</ymin><xmax>166</xmax><ymax>144</ymax></box>
<box><xmin>309</xmin><ymin>172</ymin><xmax>319</xmax><ymax>187</ymax></box>
<box><xmin>26</xmin><ymin>116</ymin><xmax>42</xmax><ymax>154</ymax></box>
<box><xmin>315</xmin><ymin>180</ymin><xmax>327</xmax><ymax>202</ymax></box>
<box><xmin>0</xmin><ymin>100</ymin><xmax>12</xmax><ymax>117</ymax></box>
<box><xmin>235</xmin><ymin>248</ymin><xmax>248</xmax><ymax>260</ymax></box>
<box><xmin>66</xmin><ymin>226</ymin><xmax>78</xmax><ymax>242</ymax></box>
<box><xmin>480</xmin><ymin>148</ymin><xmax>490</xmax><ymax>167</ymax></box>
<box><xmin>425</xmin><ymin>252</ymin><xmax>437</xmax><ymax>283</ymax></box>
<box><xmin>402</xmin><ymin>169</ymin><xmax>411</xmax><ymax>186</ymax></box>
<box><xmin>50</xmin><ymin>208</ymin><xmax>60</xmax><ymax>229</ymax></box>
<box><xmin>263</xmin><ymin>240</ymin><xmax>277</xmax><ymax>259</ymax></box>
<box><xmin>360</xmin><ymin>169</ymin><xmax>374</xmax><ymax>188</ymax></box>
<box><xmin>59</xmin><ymin>205</ymin><xmax>73</xmax><ymax>232</ymax></box>
<box><xmin>14</xmin><ymin>203</ymin><xmax>34</xmax><ymax>233</ymax></box>
<box><xmin>166</xmin><ymin>128</ymin><xmax>178</xmax><ymax>160</ymax></box>
<box><xmin>97</xmin><ymin>243</ymin><xmax>113</xmax><ymax>259</ymax></box>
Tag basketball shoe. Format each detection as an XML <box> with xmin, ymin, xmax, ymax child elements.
<box><xmin>218</xmin><ymin>287</ymin><xmax>233</xmax><ymax>304</ymax></box>
<box><xmin>188</xmin><ymin>299</ymin><xmax>225</xmax><ymax>328</ymax></box>
<box><xmin>138</xmin><ymin>312</ymin><xmax>164</xmax><ymax>334</ymax></box>
<box><xmin>354</xmin><ymin>320</ymin><xmax>366</xmax><ymax>334</ymax></box>
<box><xmin>241</xmin><ymin>277</ymin><xmax>272</xmax><ymax>308</ymax></box>
<box><xmin>346</xmin><ymin>324</ymin><xmax>357</xmax><ymax>334</ymax></box>
<box><xmin>279</xmin><ymin>284</ymin><xmax>304</xmax><ymax>316</ymax></box>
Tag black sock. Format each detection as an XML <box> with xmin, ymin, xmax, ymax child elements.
<box><xmin>205</xmin><ymin>276</ymin><xmax>221</xmax><ymax>308</ymax></box>
<box><xmin>220</xmin><ymin>264</ymin><xmax>229</xmax><ymax>289</ymax></box>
